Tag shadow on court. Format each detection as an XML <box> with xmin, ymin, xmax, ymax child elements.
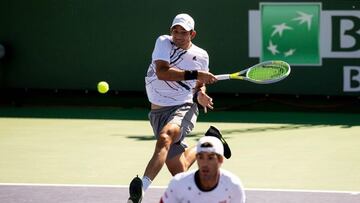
<box><xmin>1</xmin><ymin>105</ymin><xmax>360</xmax><ymax>127</ymax></box>
<box><xmin>126</xmin><ymin>124</ymin><xmax>335</xmax><ymax>141</ymax></box>
<box><xmin>0</xmin><ymin>184</ymin><xmax>359</xmax><ymax>203</ymax></box>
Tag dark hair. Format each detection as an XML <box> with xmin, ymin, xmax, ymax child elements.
<box><xmin>200</xmin><ymin>142</ymin><xmax>213</xmax><ymax>148</ymax></box>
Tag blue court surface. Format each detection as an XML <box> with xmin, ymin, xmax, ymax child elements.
<box><xmin>0</xmin><ymin>183</ymin><xmax>359</xmax><ymax>203</ymax></box>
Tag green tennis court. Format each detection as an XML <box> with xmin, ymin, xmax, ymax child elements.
<box><xmin>1</xmin><ymin>107</ymin><xmax>359</xmax><ymax>193</ymax></box>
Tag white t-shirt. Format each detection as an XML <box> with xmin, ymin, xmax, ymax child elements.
<box><xmin>145</xmin><ymin>35</ymin><xmax>209</xmax><ymax>106</ymax></box>
<box><xmin>160</xmin><ymin>169</ymin><xmax>246</xmax><ymax>203</ymax></box>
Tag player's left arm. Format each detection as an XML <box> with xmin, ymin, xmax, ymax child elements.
<box><xmin>194</xmin><ymin>81</ymin><xmax>213</xmax><ymax>113</ymax></box>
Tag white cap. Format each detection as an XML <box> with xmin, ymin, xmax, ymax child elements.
<box><xmin>196</xmin><ymin>136</ymin><xmax>224</xmax><ymax>156</ymax></box>
<box><xmin>171</xmin><ymin>13</ymin><xmax>195</xmax><ymax>31</ymax></box>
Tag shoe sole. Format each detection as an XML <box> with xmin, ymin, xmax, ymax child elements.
<box><xmin>128</xmin><ymin>176</ymin><xmax>143</xmax><ymax>203</ymax></box>
<box><xmin>205</xmin><ymin>126</ymin><xmax>232</xmax><ymax>159</ymax></box>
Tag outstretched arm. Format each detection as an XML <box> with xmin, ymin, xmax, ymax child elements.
<box><xmin>155</xmin><ymin>60</ymin><xmax>217</xmax><ymax>84</ymax></box>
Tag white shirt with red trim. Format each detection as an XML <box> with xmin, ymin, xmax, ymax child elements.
<box><xmin>160</xmin><ymin>169</ymin><xmax>246</xmax><ymax>203</ymax></box>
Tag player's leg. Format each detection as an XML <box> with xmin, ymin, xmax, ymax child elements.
<box><xmin>128</xmin><ymin>123</ymin><xmax>181</xmax><ymax>203</ymax></box>
<box><xmin>128</xmin><ymin>103</ymin><xmax>198</xmax><ymax>202</ymax></box>
<box><xmin>142</xmin><ymin>103</ymin><xmax>198</xmax><ymax>184</ymax></box>
<box><xmin>184</xmin><ymin>145</ymin><xmax>197</xmax><ymax>168</ymax></box>
<box><xmin>143</xmin><ymin>123</ymin><xmax>181</xmax><ymax>181</ymax></box>
<box><xmin>165</xmin><ymin>145</ymin><xmax>196</xmax><ymax>175</ymax></box>
<box><xmin>165</xmin><ymin>103</ymin><xmax>198</xmax><ymax>175</ymax></box>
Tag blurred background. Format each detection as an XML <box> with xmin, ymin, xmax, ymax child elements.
<box><xmin>0</xmin><ymin>0</ymin><xmax>359</xmax><ymax>112</ymax></box>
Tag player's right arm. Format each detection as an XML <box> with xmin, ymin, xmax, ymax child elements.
<box><xmin>155</xmin><ymin>60</ymin><xmax>217</xmax><ymax>84</ymax></box>
<box><xmin>152</xmin><ymin>35</ymin><xmax>216</xmax><ymax>84</ymax></box>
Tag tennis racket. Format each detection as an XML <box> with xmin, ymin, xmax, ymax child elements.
<box><xmin>215</xmin><ymin>60</ymin><xmax>291</xmax><ymax>84</ymax></box>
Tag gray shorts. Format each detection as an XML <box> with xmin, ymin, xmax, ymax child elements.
<box><xmin>148</xmin><ymin>103</ymin><xmax>199</xmax><ymax>160</ymax></box>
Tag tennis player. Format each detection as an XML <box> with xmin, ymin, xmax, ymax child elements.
<box><xmin>160</xmin><ymin>136</ymin><xmax>246</xmax><ymax>203</ymax></box>
<box><xmin>127</xmin><ymin>13</ymin><xmax>220</xmax><ymax>203</ymax></box>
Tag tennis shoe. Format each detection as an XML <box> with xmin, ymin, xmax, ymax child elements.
<box><xmin>205</xmin><ymin>126</ymin><xmax>232</xmax><ymax>159</ymax></box>
<box><xmin>127</xmin><ymin>175</ymin><xmax>143</xmax><ymax>203</ymax></box>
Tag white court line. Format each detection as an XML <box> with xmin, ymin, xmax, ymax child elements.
<box><xmin>0</xmin><ymin>183</ymin><xmax>359</xmax><ymax>195</ymax></box>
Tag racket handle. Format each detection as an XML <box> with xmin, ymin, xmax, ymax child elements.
<box><xmin>215</xmin><ymin>74</ymin><xmax>230</xmax><ymax>80</ymax></box>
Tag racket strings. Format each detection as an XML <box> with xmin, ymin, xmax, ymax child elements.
<box><xmin>248</xmin><ymin>65</ymin><xmax>289</xmax><ymax>81</ymax></box>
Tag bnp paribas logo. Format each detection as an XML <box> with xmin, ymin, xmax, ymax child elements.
<box><xmin>250</xmin><ymin>2</ymin><xmax>360</xmax><ymax>66</ymax></box>
<box><xmin>261</xmin><ymin>3</ymin><xmax>321</xmax><ymax>65</ymax></box>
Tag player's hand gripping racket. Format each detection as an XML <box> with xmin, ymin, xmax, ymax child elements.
<box><xmin>215</xmin><ymin>60</ymin><xmax>291</xmax><ymax>84</ymax></box>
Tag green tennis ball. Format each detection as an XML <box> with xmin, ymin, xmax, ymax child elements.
<box><xmin>97</xmin><ymin>81</ymin><xmax>109</xmax><ymax>94</ymax></box>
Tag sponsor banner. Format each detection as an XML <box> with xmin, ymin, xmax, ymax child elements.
<box><xmin>249</xmin><ymin>3</ymin><xmax>360</xmax><ymax>65</ymax></box>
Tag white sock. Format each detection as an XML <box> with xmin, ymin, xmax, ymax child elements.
<box><xmin>142</xmin><ymin>176</ymin><xmax>152</xmax><ymax>191</ymax></box>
